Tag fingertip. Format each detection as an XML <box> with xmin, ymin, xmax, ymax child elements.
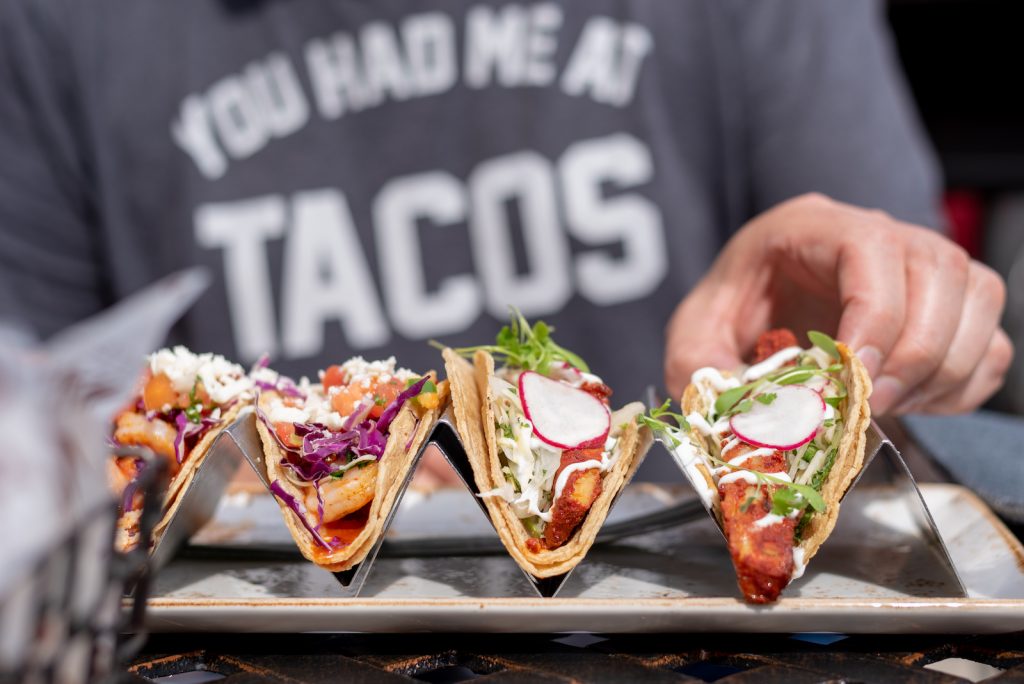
<box><xmin>869</xmin><ymin>375</ymin><xmax>905</xmax><ymax>415</ymax></box>
<box><xmin>854</xmin><ymin>345</ymin><xmax>883</xmax><ymax>379</ymax></box>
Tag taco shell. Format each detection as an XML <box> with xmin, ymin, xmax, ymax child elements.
<box><xmin>443</xmin><ymin>348</ymin><xmax>651</xmax><ymax>578</ymax></box>
<box><xmin>115</xmin><ymin>402</ymin><xmax>246</xmax><ymax>553</ymax></box>
<box><xmin>256</xmin><ymin>388</ymin><xmax>438</xmax><ymax>572</ymax></box>
<box><xmin>681</xmin><ymin>341</ymin><xmax>871</xmax><ymax>566</ymax></box>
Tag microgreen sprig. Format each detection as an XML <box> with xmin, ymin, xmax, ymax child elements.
<box><xmin>432</xmin><ymin>307</ymin><xmax>590</xmax><ymax>374</ymax></box>
<box><xmin>636</xmin><ymin>399</ymin><xmax>691</xmax><ymax>448</ymax></box>
<box><xmin>709</xmin><ymin>451</ymin><xmax>827</xmax><ymax>517</ymax></box>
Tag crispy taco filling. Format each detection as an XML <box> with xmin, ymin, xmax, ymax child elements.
<box><xmin>445</xmin><ymin>311</ymin><xmax>638</xmax><ymax>553</ymax></box>
<box><xmin>255</xmin><ymin>356</ymin><xmax>438</xmax><ymax>556</ymax></box>
<box><xmin>643</xmin><ymin>329</ymin><xmax>867</xmax><ymax>603</ymax></box>
<box><xmin>107</xmin><ymin>346</ymin><xmax>252</xmax><ymax>550</ymax></box>
<box><xmin>482</xmin><ymin>361</ymin><xmax>620</xmax><ymax>551</ymax></box>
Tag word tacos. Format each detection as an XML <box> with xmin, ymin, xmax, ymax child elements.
<box><xmin>107</xmin><ymin>346</ymin><xmax>252</xmax><ymax>552</ymax></box>
<box><xmin>442</xmin><ymin>312</ymin><xmax>651</xmax><ymax>579</ymax></box>
<box><xmin>644</xmin><ymin>329</ymin><xmax>871</xmax><ymax>603</ymax></box>
<box><xmin>254</xmin><ymin>357</ymin><xmax>443</xmax><ymax>571</ymax></box>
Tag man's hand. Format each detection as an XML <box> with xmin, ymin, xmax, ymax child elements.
<box><xmin>665</xmin><ymin>194</ymin><xmax>1013</xmax><ymax>415</ymax></box>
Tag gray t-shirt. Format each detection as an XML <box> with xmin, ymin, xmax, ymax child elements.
<box><xmin>0</xmin><ymin>0</ymin><xmax>939</xmax><ymax>406</ymax></box>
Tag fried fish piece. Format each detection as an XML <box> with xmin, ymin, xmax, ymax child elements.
<box><xmin>542</xmin><ymin>448</ymin><xmax>604</xmax><ymax>549</ymax></box>
<box><xmin>718</xmin><ymin>444</ymin><xmax>796</xmax><ymax>604</ymax></box>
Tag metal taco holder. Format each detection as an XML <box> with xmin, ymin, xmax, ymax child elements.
<box><xmin>645</xmin><ymin>386</ymin><xmax>968</xmax><ymax>598</ymax></box>
<box><xmin>174</xmin><ymin>392</ymin><xmax>967</xmax><ymax>601</ymax></box>
<box><xmin>145</xmin><ymin>409</ymin><xmax>249</xmax><ymax>572</ymax></box>
<box><xmin>433</xmin><ymin>406</ymin><xmax>653</xmax><ymax>598</ymax></box>
<box><xmin>229</xmin><ymin>409</ymin><xmax>432</xmax><ymax>597</ymax></box>
<box><xmin>188</xmin><ymin>404</ymin><xmax>665</xmax><ymax>598</ymax></box>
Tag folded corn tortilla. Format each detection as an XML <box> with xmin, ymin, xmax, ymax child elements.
<box><xmin>680</xmin><ymin>341</ymin><xmax>871</xmax><ymax>568</ymax></box>
<box><xmin>444</xmin><ymin>348</ymin><xmax>651</xmax><ymax>578</ymax></box>
<box><xmin>255</xmin><ymin>388</ymin><xmax>438</xmax><ymax>572</ymax></box>
<box><xmin>115</xmin><ymin>402</ymin><xmax>246</xmax><ymax>553</ymax></box>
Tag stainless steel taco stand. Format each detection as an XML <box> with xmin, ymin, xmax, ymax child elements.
<box><xmin>147</xmin><ymin>409</ymin><xmax>249</xmax><ymax>571</ymax></box>
<box><xmin>646</xmin><ymin>387</ymin><xmax>967</xmax><ymax>598</ymax></box>
<box><xmin>433</xmin><ymin>406</ymin><xmax>652</xmax><ymax>598</ymax></box>
<box><xmin>227</xmin><ymin>409</ymin><xmax>431</xmax><ymax>597</ymax></box>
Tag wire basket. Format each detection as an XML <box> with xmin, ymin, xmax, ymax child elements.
<box><xmin>0</xmin><ymin>449</ymin><xmax>168</xmax><ymax>684</ymax></box>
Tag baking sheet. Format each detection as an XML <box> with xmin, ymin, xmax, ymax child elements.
<box><xmin>143</xmin><ymin>483</ymin><xmax>1024</xmax><ymax>633</ymax></box>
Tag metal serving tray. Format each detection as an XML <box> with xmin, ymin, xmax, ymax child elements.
<box><xmin>142</xmin><ymin>476</ymin><xmax>1024</xmax><ymax>633</ymax></box>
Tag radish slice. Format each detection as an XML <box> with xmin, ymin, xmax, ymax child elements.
<box><xmin>518</xmin><ymin>371</ymin><xmax>610</xmax><ymax>450</ymax></box>
<box><xmin>729</xmin><ymin>385</ymin><xmax>825</xmax><ymax>450</ymax></box>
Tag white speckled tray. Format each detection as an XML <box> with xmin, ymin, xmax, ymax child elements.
<box><xmin>142</xmin><ymin>483</ymin><xmax>1024</xmax><ymax>633</ymax></box>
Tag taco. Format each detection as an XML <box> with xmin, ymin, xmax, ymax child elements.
<box><xmin>648</xmin><ymin>329</ymin><xmax>871</xmax><ymax>603</ymax></box>
<box><xmin>442</xmin><ymin>312</ymin><xmax>651</xmax><ymax>579</ymax></box>
<box><xmin>253</xmin><ymin>357</ymin><xmax>443</xmax><ymax>571</ymax></box>
<box><xmin>106</xmin><ymin>346</ymin><xmax>253</xmax><ymax>552</ymax></box>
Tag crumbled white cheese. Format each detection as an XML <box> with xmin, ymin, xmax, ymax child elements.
<box><xmin>334</xmin><ymin>356</ymin><xmax>415</xmax><ymax>384</ymax></box>
<box><xmin>148</xmin><ymin>346</ymin><xmax>252</xmax><ymax>405</ymax></box>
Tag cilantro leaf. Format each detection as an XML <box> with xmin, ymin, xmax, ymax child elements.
<box><xmin>184</xmin><ymin>380</ymin><xmax>204</xmax><ymax>424</ymax></box>
<box><xmin>755</xmin><ymin>392</ymin><xmax>777</xmax><ymax>405</ymax></box>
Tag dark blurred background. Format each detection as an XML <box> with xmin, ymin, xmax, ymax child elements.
<box><xmin>888</xmin><ymin>0</ymin><xmax>1024</xmax><ymax>416</ymax></box>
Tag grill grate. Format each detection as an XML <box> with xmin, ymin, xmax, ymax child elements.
<box><xmin>126</xmin><ymin>631</ymin><xmax>1024</xmax><ymax>683</ymax></box>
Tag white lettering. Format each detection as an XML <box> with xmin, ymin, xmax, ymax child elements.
<box><xmin>468</xmin><ymin>152</ymin><xmax>571</xmax><ymax>317</ymax></box>
<box><xmin>524</xmin><ymin>4</ymin><xmax>562</xmax><ymax>86</ymax></box>
<box><xmin>171</xmin><ymin>95</ymin><xmax>227</xmax><ymax>180</ymax></box>
<box><xmin>194</xmin><ymin>196</ymin><xmax>285</xmax><ymax>359</ymax></box>
<box><xmin>464</xmin><ymin>3</ymin><xmax>561</xmax><ymax>88</ymax></box>
<box><xmin>361</xmin><ymin>22</ymin><xmax>411</xmax><ymax>104</ymax></box>
<box><xmin>464</xmin><ymin>5</ymin><xmax>527</xmax><ymax>88</ymax></box>
<box><xmin>245</xmin><ymin>52</ymin><xmax>309</xmax><ymax>138</ymax></box>
<box><xmin>559</xmin><ymin>134</ymin><xmax>667</xmax><ymax>305</ymax></box>
<box><xmin>280</xmin><ymin>189</ymin><xmax>390</xmax><ymax>356</ymax></box>
<box><xmin>402</xmin><ymin>13</ymin><xmax>457</xmax><ymax>96</ymax></box>
<box><xmin>374</xmin><ymin>172</ymin><xmax>481</xmax><ymax>338</ymax></box>
<box><xmin>208</xmin><ymin>74</ymin><xmax>269</xmax><ymax>159</ymax></box>
<box><xmin>305</xmin><ymin>33</ymin><xmax>372</xmax><ymax>119</ymax></box>
<box><xmin>561</xmin><ymin>17</ymin><xmax>653</xmax><ymax>107</ymax></box>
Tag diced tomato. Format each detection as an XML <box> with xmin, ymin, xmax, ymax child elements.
<box><xmin>275</xmin><ymin>422</ymin><xmax>302</xmax><ymax>448</ymax></box>
<box><xmin>142</xmin><ymin>372</ymin><xmax>180</xmax><ymax>412</ymax></box>
<box><xmin>330</xmin><ymin>377</ymin><xmax>404</xmax><ymax>419</ymax></box>
<box><xmin>369</xmin><ymin>379</ymin><xmax>402</xmax><ymax>418</ymax></box>
<box><xmin>322</xmin><ymin>365</ymin><xmax>347</xmax><ymax>391</ymax></box>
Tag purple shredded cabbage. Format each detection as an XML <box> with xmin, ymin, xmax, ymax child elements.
<box><xmin>269</xmin><ymin>480</ymin><xmax>334</xmax><ymax>550</ymax></box>
<box><xmin>120</xmin><ymin>458</ymin><xmax>146</xmax><ymax>512</ymax></box>
<box><xmin>252</xmin><ymin>364</ymin><xmax>306</xmax><ymax>400</ymax></box>
<box><xmin>254</xmin><ymin>377</ymin><xmax>305</xmax><ymax>399</ymax></box>
<box><xmin>404</xmin><ymin>420</ymin><xmax>420</xmax><ymax>452</ymax></box>
<box><xmin>342</xmin><ymin>397</ymin><xmax>373</xmax><ymax>431</ymax></box>
<box><xmin>378</xmin><ymin>377</ymin><xmax>428</xmax><ymax>433</ymax></box>
<box><xmin>258</xmin><ymin>376</ymin><xmax>429</xmax><ymax>486</ymax></box>
<box><xmin>172</xmin><ymin>412</ymin><xmax>221</xmax><ymax>464</ymax></box>
<box><xmin>255</xmin><ymin>401</ymin><xmax>290</xmax><ymax>452</ymax></box>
